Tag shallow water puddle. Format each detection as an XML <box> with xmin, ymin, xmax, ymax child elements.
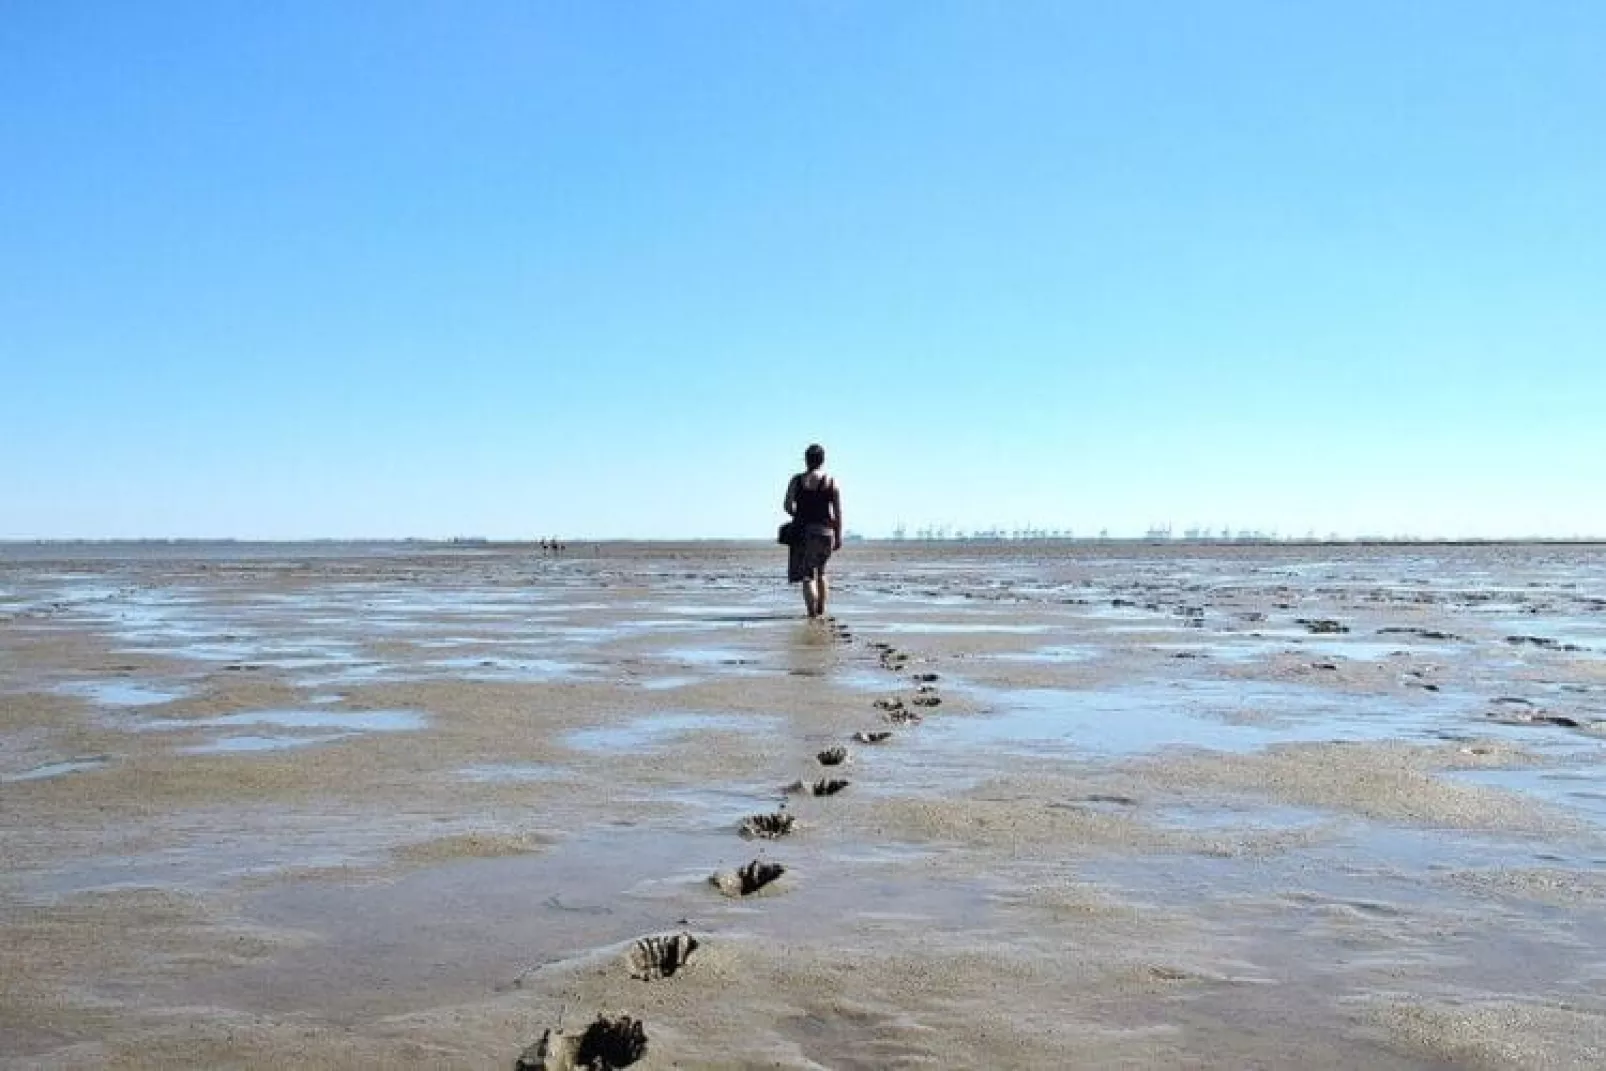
<box><xmin>293</xmin><ymin>661</ymin><xmax>399</xmax><ymax>687</ymax></box>
<box><xmin>656</xmin><ymin>646</ymin><xmax>771</xmax><ymax>671</ymax></box>
<box><xmin>546</xmin><ymin>618</ymin><xmax>735</xmax><ymax>645</ymax></box>
<box><xmin>412</xmin><ymin>635</ymin><xmax>544</xmax><ymax>649</ymax></box>
<box><xmin>563</xmin><ymin>712</ymin><xmax>767</xmax><ymax>752</ymax></box>
<box><xmin>1155</xmin><ymin>637</ymin><xmax>1452</xmax><ymax>663</ymax></box>
<box><xmin>991</xmin><ymin>645</ymin><xmax>1102</xmax><ymax>664</ymax></box>
<box><xmin>55</xmin><ymin>680</ymin><xmax>186</xmax><ymax>707</ymax></box>
<box><xmin>353</xmin><ymin>592</ymin><xmax>543</xmax><ymax>617</ymax></box>
<box><xmin>141</xmin><ymin>708</ymin><xmax>428</xmax><ymax>733</ymax></box>
<box><xmin>1488</xmin><ymin>617</ymin><xmax>1606</xmax><ymax>651</ymax></box>
<box><xmin>1349</xmin><ymin>822</ymin><xmax>1605</xmax><ymax>871</ymax></box>
<box><xmin>27</xmin><ymin>815</ymin><xmax>405</xmax><ymax>898</ymax></box>
<box><xmin>926</xmin><ymin>681</ymin><xmax>1463</xmax><ymax>757</ymax></box>
<box><xmin>133</xmin><ymin>708</ymin><xmax>427</xmax><ymax>754</ymax></box>
<box><xmin>657</xmin><ymin>781</ymin><xmax>791</xmax><ymax>823</ymax></box>
<box><xmin>115</xmin><ymin>634</ymin><xmax>367</xmax><ymax>669</ymax></box>
<box><xmin>1302</xmin><ymin>639</ymin><xmax>1453</xmax><ymax>661</ymax></box>
<box><xmin>827</xmin><ymin>666</ymin><xmax>901</xmax><ymax>691</ymax></box>
<box><xmin>877</xmin><ymin>621</ymin><xmax>1052</xmax><ymax>635</ymax></box>
<box><xmin>1072</xmin><ymin>603</ymin><xmax>1178</xmax><ymax>623</ymax></box>
<box><xmin>1084</xmin><ymin>822</ymin><xmax>1574</xmax><ymax>911</ymax></box>
<box><xmin>1451</xmin><ymin>765</ymin><xmax>1606</xmax><ymax>827</ymax></box>
<box><xmin>1099</xmin><ymin>623</ymin><xmax>1202</xmax><ymax>635</ymax></box>
<box><xmin>183</xmin><ymin>733</ymin><xmax>353</xmax><ymax>754</ymax></box>
<box><xmin>2</xmin><ymin>756</ymin><xmax>112</xmax><ymax>782</ymax></box>
<box><xmin>656</xmin><ymin>603</ymin><xmax>790</xmax><ymax>620</ymax></box>
<box><xmin>637</xmin><ymin>674</ymin><xmax>704</xmax><ymax>691</ymax></box>
<box><xmin>428</xmin><ymin>655</ymin><xmax>588</xmax><ymax>681</ymax></box>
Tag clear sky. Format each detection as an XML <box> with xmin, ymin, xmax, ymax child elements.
<box><xmin>2</xmin><ymin>2</ymin><xmax>1601</xmax><ymax>540</ymax></box>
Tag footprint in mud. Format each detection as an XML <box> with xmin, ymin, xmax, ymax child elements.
<box><xmin>627</xmin><ymin>932</ymin><xmax>698</xmax><ymax>980</ymax></box>
<box><xmin>852</xmin><ymin>730</ymin><xmax>892</xmax><ymax>744</ymax></box>
<box><xmin>739</xmin><ymin>812</ymin><xmax>795</xmax><ymax>839</ymax></box>
<box><xmin>517</xmin><ymin>1013</ymin><xmax>647</xmax><ymax>1070</ymax></box>
<box><xmin>787</xmin><ymin>777</ymin><xmax>850</xmax><ymax>796</ymax></box>
<box><xmin>910</xmin><ymin>695</ymin><xmax>942</xmax><ymax>708</ymax></box>
<box><xmin>873</xmin><ymin>697</ymin><xmax>905</xmax><ymax>712</ymax></box>
<box><xmin>911</xmin><ymin>672</ymin><xmax>940</xmax><ymax>683</ymax></box>
<box><xmin>710</xmin><ymin>859</ymin><xmax>786</xmax><ymax>897</ymax></box>
<box><xmin>817</xmin><ymin>746</ymin><xmax>849</xmax><ymax>766</ymax></box>
<box><xmin>885</xmin><ymin>709</ymin><xmax>922</xmax><ymax>726</ymax></box>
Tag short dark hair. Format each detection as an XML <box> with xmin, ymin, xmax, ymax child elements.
<box><xmin>804</xmin><ymin>443</ymin><xmax>825</xmax><ymax>468</ymax></box>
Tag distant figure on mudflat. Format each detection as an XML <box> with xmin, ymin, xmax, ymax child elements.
<box><xmin>783</xmin><ymin>443</ymin><xmax>843</xmax><ymax>619</ymax></box>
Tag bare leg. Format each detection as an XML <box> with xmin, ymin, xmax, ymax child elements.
<box><xmin>816</xmin><ymin>573</ymin><xmax>829</xmax><ymax>618</ymax></box>
<box><xmin>802</xmin><ymin>577</ymin><xmax>819</xmax><ymax>618</ymax></box>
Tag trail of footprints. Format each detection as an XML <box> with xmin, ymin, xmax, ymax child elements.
<box><xmin>517</xmin><ymin>616</ymin><xmax>943</xmax><ymax>1068</ymax></box>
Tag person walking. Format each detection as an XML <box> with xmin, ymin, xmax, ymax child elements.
<box><xmin>783</xmin><ymin>443</ymin><xmax>843</xmax><ymax>619</ymax></box>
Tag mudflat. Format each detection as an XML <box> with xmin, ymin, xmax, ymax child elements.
<box><xmin>2</xmin><ymin>541</ymin><xmax>1604</xmax><ymax>1068</ymax></box>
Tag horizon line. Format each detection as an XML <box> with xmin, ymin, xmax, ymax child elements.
<box><xmin>3</xmin><ymin>536</ymin><xmax>1605</xmax><ymax>548</ymax></box>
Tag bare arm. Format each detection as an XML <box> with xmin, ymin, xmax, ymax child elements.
<box><xmin>782</xmin><ymin>474</ymin><xmax>799</xmax><ymax>517</ymax></box>
<box><xmin>830</xmin><ymin>481</ymin><xmax>843</xmax><ymax>549</ymax></box>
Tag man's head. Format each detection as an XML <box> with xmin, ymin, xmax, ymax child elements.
<box><xmin>804</xmin><ymin>443</ymin><xmax>825</xmax><ymax>470</ymax></box>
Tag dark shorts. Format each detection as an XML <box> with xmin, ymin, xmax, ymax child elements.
<box><xmin>788</xmin><ymin>525</ymin><xmax>834</xmax><ymax>583</ymax></box>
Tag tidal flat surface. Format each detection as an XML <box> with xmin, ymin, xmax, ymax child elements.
<box><xmin>2</xmin><ymin>541</ymin><xmax>1605</xmax><ymax>1068</ymax></box>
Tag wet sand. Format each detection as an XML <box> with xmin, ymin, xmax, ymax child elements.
<box><xmin>3</xmin><ymin>541</ymin><xmax>1605</xmax><ymax>1068</ymax></box>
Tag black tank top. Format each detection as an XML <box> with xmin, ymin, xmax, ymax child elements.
<box><xmin>795</xmin><ymin>476</ymin><xmax>833</xmax><ymax>527</ymax></box>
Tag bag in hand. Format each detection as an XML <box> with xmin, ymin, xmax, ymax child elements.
<box><xmin>777</xmin><ymin>522</ymin><xmax>796</xmax><ymax>546</ymax></box>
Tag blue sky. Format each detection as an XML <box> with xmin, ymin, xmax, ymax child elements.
<box><xmin>2</xmin><ymin>2</ymin><xmax>1601</xmax><ymax>540</ymax></box>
